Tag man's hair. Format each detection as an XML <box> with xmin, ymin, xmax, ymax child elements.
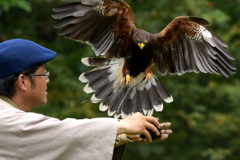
<box><xmin>0</xmin><ymin>64</ymin><xmax>43</xmax><ymax>96</ymax></box>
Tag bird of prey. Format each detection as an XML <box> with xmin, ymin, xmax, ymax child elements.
<box><xmin>52</xmin><ymin>0</ymin><xmax>236</xmax><ymax>118</ymax></box>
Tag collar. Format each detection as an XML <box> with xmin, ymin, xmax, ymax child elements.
<box><xmin>0</xmin><ymin>95</ymin><xmax>18</xmax><ymax>108</ymax></box>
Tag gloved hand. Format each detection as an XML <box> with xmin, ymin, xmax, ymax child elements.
<box><xmin>114</xmin><ymin>122</ymin><xmax>172</xmax><ymax>147</ymax></box>
<box><xmin>127</xmin><ymin>122</ymin><xmax>172</xmax><ymax>143</ymax></box>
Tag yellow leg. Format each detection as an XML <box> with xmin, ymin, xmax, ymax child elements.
<box><xmin>126</xmin><ymin>74</ymin><xmax>130</xmax><ymax>86</ymax></box>
<box><xmin>145</xmin><ymin>73</ymin><xmax>151</xmax><ymax>82</ymax></box>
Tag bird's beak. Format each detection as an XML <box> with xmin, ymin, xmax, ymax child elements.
<box><xmin>138</xmin><ymin>43</ymin><xmax>145</xmax><ymax>50</ymax></box>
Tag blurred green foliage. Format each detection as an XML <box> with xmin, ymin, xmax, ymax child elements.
<box><xmin>0</xmin><ymin>0</ymin><xmax>239</xmax><ymax>159</ymax></box>
<box><xmin>0</xmin><ymin>0</ymin><xmax>31</xmax><ymax>12</ymax></box>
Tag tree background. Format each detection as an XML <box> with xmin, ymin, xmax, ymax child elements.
<box><xmin>0</xmin><ymin>0</ymin><xmax>240</xmax><ymax>159</ymax></box>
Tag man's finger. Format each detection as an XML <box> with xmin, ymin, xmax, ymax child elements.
<box><xmin>142</xmin><ymin>130</ymin><xmax>152</xmax><ymax>142</ymax></box>
<box><xmin>161</xmin><ymin>129</ymin><xmax>172</xmax><ymax>135</ymax></box>
<box><xmin>159</xmin><ymin>134</ymin><xmax>168</xmax><ymax>140</ymax></box>
<box><xmin>159</xmin><ymin>122</ymin><xmax>171</xmax><ymax>129</ymax></box>
<box><xmin>146</xmin><ymin>122</ymin><xmax>160</xmax><ymax>137</ymax></box>
<box><xmin>146</xmin><ymin>116</ymin><xmax>160</xmax><ymax>129</ymax></box>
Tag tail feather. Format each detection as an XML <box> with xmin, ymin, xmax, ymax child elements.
<box><xmin>90</xmin><ymin>94</ymin><xmax>101</xmax><ymax>103</ymax></box>
<box><xmin>99</xmin><ymin>99</ymin><xmax>108</xmax><ymax>111</ymax></box>
<box><xmin>121</xmin><ymin>98</ymin><xmax>133</xmax><ymax>119</ymax></box>
<box><xmin>82</xmin><ymin>73</ymin><xmax>111</xmax><ymax>93</ymax></box>
<box><xmin>80</xmin><ymin>57</ymin><xmax>173</xmax><ymax>118</ymax></box>
<box><xmin>83</xmin><ymin>83</ymin><xmax>94</xmax><ymax>93</ymax></box>
<box><xmin>151</xmin><ymin>76</ymin><xmax>173</xmax><ymax>103</ymax></box>
<box><xmin>108</xmin><ymin>89</ymin><xmax>127</xmax><ymax>117</ymax></box>
<box><xmin>79</xmin><ymin>67</ymin><xmax>110</xmax><ymax>82</ymax></box>
<box><xmin>94</xmin><ymin>81</ymin><xmax>114</xmax><ymax>100</ymax></box>
<box><xmin>132</xmin><ymin>90</ymin><xmax>142</xmax><ymax>113</ymax></box>
<box><xmin>88</xmin><ymin>76</ymin><xmax>110</xmax><ymax>91</ymax></box>
<box><xmin>108</xmin><ymin>88</ymin><xmax>127</xmax><ymax>118</ymax></box>
<box><xmin>148</xmin><ymin>83</ymin><xmax>163</xmax><ymax>112</ymax></box>
<box><xmin>82</xmin><ymin>57</ymin><xmax>124</xmax><ymax>67</ymax></box>
<box><xmin>108</xmin><ymin>88</ymin><xmax>125</xmax><ymax>110</ymax></box>
<box><xmin>140</xmin><ymin>86</ymin><xmax>153</xmax><ymax>115</ymax></box>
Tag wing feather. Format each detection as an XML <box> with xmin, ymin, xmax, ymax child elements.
<box><xmin>155</xmin><ymin>16</ymin><xmax>236</xmax><ymax>77</ymax></box>
<box><xmin>181</xmin><ymin>38</ymin><xmax>192</xmax><ymax>71</ymax></box>
<box><xmin>53</xmin><ymin>0</ymin><xmax>136</xmax><ymax>57</ymax></box>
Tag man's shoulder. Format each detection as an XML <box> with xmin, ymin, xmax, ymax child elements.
<box><xmin>0</xmin><ymin>98</ymin><xmax>15</xmax><ymax>109</ymax></box>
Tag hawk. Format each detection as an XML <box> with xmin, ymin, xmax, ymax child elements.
<box><xmin>52</xmin><ymin>0</ymin><xmax>236</xmax><ymax>118</ymax></box>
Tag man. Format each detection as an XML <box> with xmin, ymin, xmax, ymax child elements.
<box><xmin>0</xmin><ymin>39</ymin><xmax>172</xmax><ymax>160</ymax></box>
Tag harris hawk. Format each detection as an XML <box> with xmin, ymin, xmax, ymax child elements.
<box><xmin>52</xmin><ymin>0</ymin><xmax>236</xmax><ymax>118</ymax></box>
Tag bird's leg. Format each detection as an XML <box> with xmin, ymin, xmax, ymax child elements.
<box><xmin>123</xmin><ymin>62</ymin><xmax>131</xmax><ymax>87</ymax></box>
<box><xmin>125</xmin><ymin>70</ymin><xmax>130</xmax><ymax>88</ymax></box>
<box><xmin>144</xmin><ymin>63</ymin><xmax>153</xmax><ymax>83</ymax></box>
<box><xmin>145</xmin><ymin>73</ymin><xmax>151</xmax><ymax>82</ymax></box>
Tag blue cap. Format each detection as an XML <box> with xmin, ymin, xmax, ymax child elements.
<box><xmin>0</xmin><ymin>39</ymin><xmax>57</xmax><ymax>78</ymax></box>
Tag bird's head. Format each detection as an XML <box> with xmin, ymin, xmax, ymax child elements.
<box><xmin>133</xmin><ymin>29</ymin><xmax>151</xmax><ymax>50</ymax></box>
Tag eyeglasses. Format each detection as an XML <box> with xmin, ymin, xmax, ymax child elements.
<box><xmin>28</xmin><ymin>71</ymin><xmax>50</xmax><ymax>80</ymax></box>
<box><xmin>13</xmin><ymin>71</ymin><xmax>50</xmax><ymax>82</ymax></box>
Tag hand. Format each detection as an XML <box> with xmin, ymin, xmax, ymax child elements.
<box><xmin>126</xmin><ymin>122</ymin><xmax>172</xmax><ymax>143</ymax></box>
<box><xmin>117</xmin><ymin>112</ymin><xmax>160</xmax><ymax>142</ymax></box>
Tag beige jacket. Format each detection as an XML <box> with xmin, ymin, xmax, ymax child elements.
<box><xmin>0</xmin><ymin>96</ymin><xmax>119</xmax><ymax>160</ymax></box>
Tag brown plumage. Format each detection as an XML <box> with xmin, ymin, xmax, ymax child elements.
<box><xmin>52</xmin><ymin>0</ymin><xmax>236</xmax><ymax>118</ymax></box>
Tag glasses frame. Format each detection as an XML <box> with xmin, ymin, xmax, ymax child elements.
<box><xmin>27</xmin><ymin>71</ymin><xmax>50</xmax><ymax>80</ymax></box>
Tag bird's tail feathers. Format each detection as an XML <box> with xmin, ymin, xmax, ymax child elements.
<box><xmin>79</xmin><ymin>57</ymin><xmax>173</xmax><ymax>118</ymax></box>
<box><xmin>79</xmin><ymin>57</ymin><xmax>125</xmax><ymax>97</ymax></box>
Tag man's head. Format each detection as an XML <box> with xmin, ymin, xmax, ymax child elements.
<box><xmin>0</xmin><ymin>64</ymin><xmax>42</xmax><ymax>96</ymax></box>
<box><xmin>0</xmin><ymin>39</ymin><xmax>56</xmax><ymax>110</ymax></box>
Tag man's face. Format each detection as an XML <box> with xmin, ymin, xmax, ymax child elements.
<box><xmin>27</xmin><ymin>65</ymin><xmax>50</xmax><ymax>109</ymax></box>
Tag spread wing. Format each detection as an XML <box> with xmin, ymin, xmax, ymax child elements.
<box><xmin>155</xmin><ymin>16</ymin><xmax>236</xmax><ymax>77</ymax></box>
<box><xmin>52</xmin><ymin>0</ymin><xmax>136</xmax><ymax>57</ymax></box>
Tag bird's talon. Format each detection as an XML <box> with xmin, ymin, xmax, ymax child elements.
<box><xmin>126</xmin><ymin>74</ymin><xmax>130</xmax><ymax>86</ymax></box>
<box><xmin>145</xmin><ymin>73</ymin><xmax>151</xmax><ymax>83</ymax></box>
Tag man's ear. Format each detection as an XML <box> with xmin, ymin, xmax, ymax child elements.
<box><xmin>16</xmin><ymin>74</ymin><xmax>28</xmax><ymax>91</ymax></box>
